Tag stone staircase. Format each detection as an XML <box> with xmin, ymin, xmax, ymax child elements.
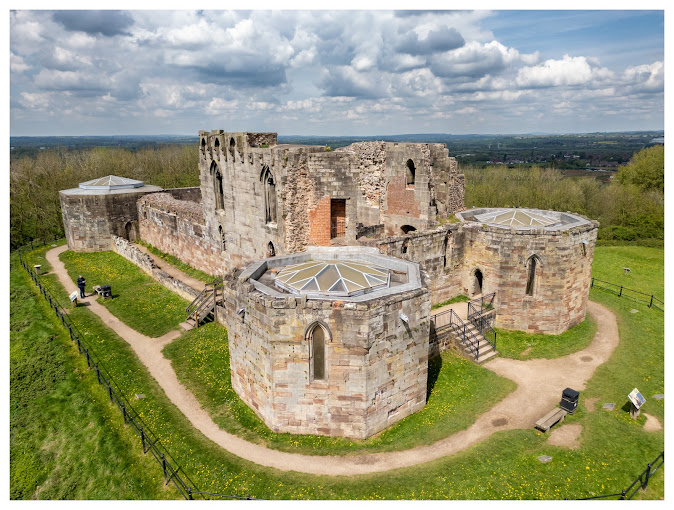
<box><xmin>460</xmin><ymin>320</ymin><xmax>498</xmax><ymax>364</ymax></box>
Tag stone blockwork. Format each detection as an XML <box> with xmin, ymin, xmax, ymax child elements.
<box><xmin>195</xmin><ymin>131</ymin><xmax>464</xmax><ymax>271</ymax></box>
<box><xmin>60</xmin><ymin>185</ymin><xmax>161</xmax><ymax>252</ymax></box>
<box><xmin>137</xmin><ymin>192</ymin><xmax>224</xmax><ymax>277</ymax></box>
<box><xmin>222</xmin><ymin>249</ymin><xmax>431</xmax><ymax>439</ymax></box>
<box><xmin>111</xmin><ymin>235</ymin><xmax>200</xmax><ymax>301</ymax></box>
<box><xmin>456</xmin><ymin>211</ymin><xmax>598</xmax><ymax>334</ymax></box>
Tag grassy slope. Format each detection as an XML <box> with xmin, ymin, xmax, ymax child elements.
<box><xmin>58</xmin><ymin>250</ymin><xmax>189</xmax><ymax>337</ymax></box>
<box><xmin>10</xmin><ymin>243</ymin><xmax>664</xmax><ymax>499</ymax></box>
<box><xmin>496</xmin><ymin>315</ymin><xmax>597</xmax><ymax>360</ymax></box>
<box><xmin>137</xmin><ymin>240</ymin><xmax>216</xmax><ymax>283</ymax></box>
<box><xmin>163</xmin><ymin>325</ymin><xmax>516</xmax><ymax>455</ymax></box>
<box><xmin>10</xmin><ymin>246</ymin><xmax>174</xmax><ymax>500</ymax></box>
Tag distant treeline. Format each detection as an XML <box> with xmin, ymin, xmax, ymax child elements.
<box><xmin>10</xmin><ymin>145</ymin><xmax>199</xmax><ymax>250</ymax></box>
<box><xmin>463</xmin><ymin>145</ymin><xmax>664</xmax><ymax>244</ymax></box>
<box><xmin>9</xmin><ymin>143</ymin><xmax>663</xmax><ymax>250</ymax></box>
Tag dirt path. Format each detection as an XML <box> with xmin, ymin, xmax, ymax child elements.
<box><xmin>45</xmin><ymin>245</ymin><xmax>621</xmax><ymax>476</ymax></box>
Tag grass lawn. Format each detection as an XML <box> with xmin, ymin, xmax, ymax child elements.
<box><xmin>10</xmin><ymin>248</ymin><xmax>175</xmax><ymax>499</ymax></box>
<box><xmin>137</xmin><ymin>240</ymin><xmax>216</xmax><ymax>283</ymax></box>
<box><xmin>496</xmin><ymin>315</ymin><xmax>597</xmax><ymax>360</ymax></box>
<box><xmin>590</xmin><ymin>245</ymin><xmax>664</xmax><ymax>301</ymax></box>
<box><xmin>432</xmin><ymin>295</ymin><xmax>470</xmax><ymax>310</ymax></box>
<box><xmin>59</xmin><ymin>250</ymin><xmax>189</xmax><ymax>337</ymax></box>
<box><xmin>10</xmin><ymin>243</ymin><xmax>664</xmax><ymax>499</ymax></box>
<box><xmin>163</xmin><ymin>324</ymin><xmax>516</xmax><ymax>455</ymax></box>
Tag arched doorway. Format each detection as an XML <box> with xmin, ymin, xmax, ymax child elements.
<box><xmin>124</xmin><ymin>221</ymin><xmax>135</xmax><ymax>242</ymax></box>
<box><xmin>472</xmin><ymin>268</ymin><xmax>483</xmax><ymax>296</ymax></box>
<box><xmin>401</xmin><ymin>225</ymin><xmax>417</xmax><ymax>234</ymax></box>
<box><xmin>267</xmin><ymin>241</ymin><xmax>275</xmax><ymax>258</ymax></box>
<box><xmin>406</xmin><ymin>159</ymin><xmax>416</xmax><ymax>186</ymax></box>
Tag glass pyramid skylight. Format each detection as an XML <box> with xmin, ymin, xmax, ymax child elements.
<box><xmin>275</xmin><ymin>260</ymin><xmax>390</xmax><ymax>296</ymax></box>
<box><xmin>474</xmin><ymin>209</ymin><xmax>559</xmax><ymax>228</ymax></box>
<box><xmin>79</xmin><ymin>175</ymin><xmax>145</xmax><ymax>190</ymax></box>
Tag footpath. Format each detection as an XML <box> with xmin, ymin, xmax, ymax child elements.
<box><xmin>45</xmin><ymin>244</ymin><xmax>621</xmax><ymax>476</ymax></box>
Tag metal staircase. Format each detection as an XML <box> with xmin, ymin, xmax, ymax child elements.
<box><xmin>185</xmin><ymin>280</ymin><xmax>224</xmax><ymax>328</ymax></box>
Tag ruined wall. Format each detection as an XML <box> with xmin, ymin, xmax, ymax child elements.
<box><xmin>163</xmin><ymin>187</ymin><xmax>202</xmax><ymax>203</ymax></box>
<box><xmin>459</xmin><ymin>221</ymin><xmax>598</xmax><ymax>334</ymax></box>
<box><xmin>60</xmin><ymin>189</ymin><xmax>159</xmax><ymax>252</ymax></box>
<box><xmin>223</xmin><ymin>276</ymin><xmax>430</xmax><ymax>439</ymax></box>
<box><xmin>137</xmin><ymin>192</ymin><xmax>224</xmax><ymax>276</ymax></box>
<box><xmin>373</xmin><ymin>225</ymin><xmax>464</xmax><ymax>305</ymax></box>
<box><xmin>111</xmin><ymin>235</ymin><xmax>200</xmax><ymax>301</ymax></box>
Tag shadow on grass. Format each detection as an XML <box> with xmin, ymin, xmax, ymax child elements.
<box><xmin>426</xmin><ymin>354</ymin><xmax>442</xmax><ymax>401</ymax></box>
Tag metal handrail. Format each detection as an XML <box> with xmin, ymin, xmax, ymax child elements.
<box><xmin>467</xmin><ymin>292</ymin><xmax>496</xmax><ymax>319</ymax></box>
<box><xmin>448</xmin><ymin>309</ymin><xmax>480</xmax><ymax>360</ymax></box>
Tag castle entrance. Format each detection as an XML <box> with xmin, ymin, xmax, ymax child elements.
<box><xmin>472</xmin><ymin>268</ymin><xmax>483</xmax><ymax>296</ymax></box>
<box><xmin>330</xmin><ymin>199</ymin><xmax>346</xmax><ymax>239</ymax></box>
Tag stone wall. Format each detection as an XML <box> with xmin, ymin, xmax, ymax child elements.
<box><xmin>458</xmin><ymin>221</ymin><xmax>598</xmax><ymax>334</ymax></box>
<box><xmin>111</xmin><ymin>235</ymin><xmax>200</xmax><ymax>301</ymax></box>
<box><xmin>223</xmin><ymin>270</ymin><xmax>431</xmax><ymax>439</ymax></box>
<box><xmin>60</xmin><ymin>189</ymin><xmax>159</xmax><ymax>252</ymax></box>
<box><xmin>163</xmin><ymin>187</ymin><xmax>202</xmax><ymax>203</ymax></box>
<box><xmin>137</xmin><ymin>192</ymin><xmax>224</xmax><ymax>277</ymax></box>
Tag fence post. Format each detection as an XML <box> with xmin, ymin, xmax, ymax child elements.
<box><xmin>619</xmin><ymin>286</ymin><xmax>623</xmax><ymax>297</ymax></box>
<box><xmin>122</xmin><ymin>403</ymin><xmax>128</xmax><ymax>424</ymax></box>
<box><xmin>161</xmin><ymin>453</ymin><xmax>168</xmax><ymax>482</ymax></box>
<box><xmin>620</xmin><ymin>489</ymin><xmax>627</xmax><ymax>500</ymax></box>
<box><xmin>85</xmin><ymin>349</ymin><xmax>91</xmax><ymax>368</ymax></box>
<box><xmin>650</xmin><ymin>295</ymin><xmax>654</xmax><ymax>308</ymax></box>
<box><xmin>642</xmin><ymin>463</ymin><xmax>652</xmax><ymax>489</ymax></box>
<box><xmin>140</xmin><ymin>427</ymin><xmax>146</xmax><ymax>453</ymax></box>
<box><xmin>107</xmin><ymin>381</ymin><xmax>113</xmax><ymax>402</ymax></box>
<box><xmin>591</xmin><ymin>277</ymin><xmax>594</xmax><ymax>288</ymax></box>
<box><xmin>95</xmin><ymin>364</ymin><xmax>101</xmax><ymax>385</ymax></box>
<box><xmin>188</xmin><ymin>488</ymin><xmax>193</xmax><ymax>500</ymax></box>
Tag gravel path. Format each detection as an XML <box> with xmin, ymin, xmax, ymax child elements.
<box><xmin>46</xmin><ymin>245</ymin><xmax>621</xmax><ymax>476</ymax></box>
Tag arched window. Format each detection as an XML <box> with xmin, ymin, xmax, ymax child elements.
<box><xmin>214</xmin><ymin>137</ymin><xmax>220</xmax><ymax>149</ymax></box>
<box><xmin>401</xmin><ymin>225</ymin><xmax>416</xmax><ymax>234</ymax></box>
<box><xmin>525</xmin><ymin>255</ymin><xmax>540</xmax><ymax>296</ymax></box>
<box><xmin>406</xmin><ymin>159</ymin><xmax>416</xmax><ymax>186</ymax></box>
<box><xmin>229</xmin><ymin>137</ymin><xmax>236</xmax><ymax>160</ymax></box>
<box><xmin>218</xmin><ymin>225</ymin><xmax>226</xmax><ymax>251</ymax></box>
<box><xmin>201</xmin><ymin>137</ymin><xmax>206</xmax><ymax>150</ymax></box>
<box><xmin>267</xmin><ymin>241</ymin><xmax>275</xmax><ymax>258</ymax></box>
<box><xmin>260</xmin><ymin>166</ymin><xmax>277</xmax><ymax>224</ymax></box>
<box><xmin>307</xmin><ymin>322</ymin><xmax>329</xmax><ymax>382</ymax></box>
<box><xmin>211</xmin><ymin>161</ymin><xmax>225</xmax><ymax>211</ymax></box>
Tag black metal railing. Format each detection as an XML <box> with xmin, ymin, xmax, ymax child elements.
<box><xmin>590</xmin><ymin>277</ymin><xmax>663</xmax><ymax>311</ymax></box>
<box><xmin>16</xmin><ymin>244</ymin><xmax>259</xmax><ymax>500</ymax></box>
<box><xmin>467</xmin><ymin>293</ymin><xmax>497</xmax><ymax>351</ymax></box>
<box><xmin>467</xmin><ymin>292</ymin><xmax>496</xmax><ymax>319</ymax></box>
<box><xmin>575</xmin><ymin>451</ymin><xmax>664</xmax><ymax>500</ymax></box>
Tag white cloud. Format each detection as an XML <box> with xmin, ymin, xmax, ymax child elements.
<box><xmin>10</xmin><ymin>52</ymin><xmax>30</xmax><ymax>73</ymax></box>
<box><xmin>516</xmin><ymin>55</ymin><xmax>613</xmax><ymax>88</ymax></box>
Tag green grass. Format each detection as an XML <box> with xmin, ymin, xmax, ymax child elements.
<box><xmin>10</xmin><ymin>249</ymin><xmax>174</xmax><ymax>499</ymax></box>
<box><xmin>137</xmin><ymin>240</ymin><xmax>216</xmax><ymax>283</ymax></box>
<box><xmin>591</xmin><ymin>245</ymin><xmax>664</xmax><ymax>301</ymax></box>
<box><xmin>163</xmin><ymin>324</ymin><xmax>516</xmax><ymax>455</ymax></box>
<box><xmin>59</xmin><ymin>250</ymin><xmax>189</xmax><ymax>337</ymax></box>
<box><xmin>432</xmin><ymin>295</ymin><xmax>470</xmax><ymax>310</ymax></box>
<box><xmin>10</xmin><ymin>243</ymin><xmax>664</xmax><ymax>499</ymax></box>
<box><xmin>496</xmin><ymin>315</ymin><xmax>597</xmax><ymax>360</ymax></box>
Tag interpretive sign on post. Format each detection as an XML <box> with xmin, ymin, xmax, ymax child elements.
<box><xmin>628</xmin><ymin>387</ymin><xmax>646</xmax><ymax>419</ymax></box>
<box><xmin>70</xmin><ymin>291</ymin><xmax>78</xmax><ymax>307</ymax></box>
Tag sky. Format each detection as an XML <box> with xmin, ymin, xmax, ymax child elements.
<box><xmin>8</xmin><ymin>4</ymin><xmax>666</xmax><ymax>136</ymax></box>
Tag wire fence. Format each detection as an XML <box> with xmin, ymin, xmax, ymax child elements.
<box><xmin>16</xmin><ymin>242</ymin><xmax>261</xmax><ymax>501</ymax></box>
<box><xmin>590</xmin><ymin>277</ymin><xmax>663</xmax><ymax>311</ymax></box>
<box><xmin>575</xmin><ymin>451</ymin><xmax>664</xmax><ymax>500</ymax></box>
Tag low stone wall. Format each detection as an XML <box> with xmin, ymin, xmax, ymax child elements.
<box><xmin>111</xmin><ymin>236</ymin><xmax>200</xmax><ymax>301</ymax></box>
<box><xmin>163</xmin><ymin>187</ymin><xmax>202</xmax><ymax>203</ymax></box>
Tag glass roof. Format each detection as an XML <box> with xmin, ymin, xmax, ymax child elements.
<box><xmin>474</xmin><ymin>209</ymin><xmax>559</xmax><ymax>228</ymax></box>
<box><xmin>79</xmin><ymin>175</ymin><xmax>145</xmax><ymax>190</ymax></box>
<box><xmin>275</xmin><ymin>260</ymin><xmax>389</xmax><ymax>296</ymax></box>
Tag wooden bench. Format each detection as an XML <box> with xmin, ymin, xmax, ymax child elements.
<box><xmin>535</xmin><ymin>408</ymin><xmax>568</xmax><ymax>433</ymax></box>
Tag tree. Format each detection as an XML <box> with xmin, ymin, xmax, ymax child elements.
<box><xmin>615</xmin><ymin>145</ymin><xmax>664</xmax><ymax>192</ymax></box>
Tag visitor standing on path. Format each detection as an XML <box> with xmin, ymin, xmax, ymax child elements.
<box><xmin>77</xmin><ymin>275</ymin><xmax>86</xmax><ymax>298</ymax></box>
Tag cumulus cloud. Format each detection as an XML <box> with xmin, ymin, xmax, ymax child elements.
<box><xmin>9</xmin><ymin>10</ymin><xmax>664</xmax><ymax>135</ymax></box>
<box><xmin>52</xmin><ymin>10</ymin><xmax>134</xmax><ymax>37</ymax></box>
<box><xmin>515</xmin><ymin>55</ymin><xmax>613</xmax><ymax>88</ymax></box>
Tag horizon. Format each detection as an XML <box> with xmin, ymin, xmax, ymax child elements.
<box><xmin>10</xmin><ymin>9</ymin><xmax>664</xmax><ymax>137</ymax></box>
